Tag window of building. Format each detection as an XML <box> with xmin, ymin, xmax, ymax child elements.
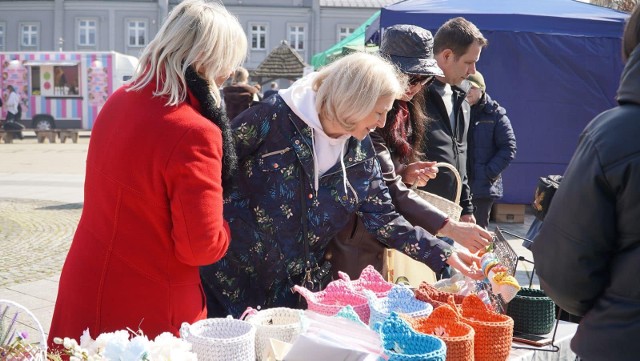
<box><xmin>249</xmin><ymin>23</ymin><xmax>267</xmax><ymax>50</ymax></box>
<box><xmin>78</xmin><ymin>19</ymin><xmax>97</xmax><ymax>47</ymax></box>
<box><xmin>21</xmin><ymin>23</ymin><xmax>39</xmax><ymax>48</ymax></box>
<box><xmin>0</xmin><ymin>23</ymin><xmax>5</xmax><ymax>51</ymax></box>
<box><xmin>288</xmin><ymin>24</ymin><xmax>305</xmax><ymax>51</ymax></box>
<box><xmin>127</xmin><ymin>20</ymin><xmax>147</xmax><ymax>47</ymax></box>
<box><xmin>337</xmin><ymin>25</ymin><xmax>356</xmax><ymax>42</ymax></box>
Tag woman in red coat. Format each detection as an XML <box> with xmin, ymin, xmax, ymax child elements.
<box><xmin>47</xmin><ymin>0</ymin><xmax>247</xmax><ymax>345</ymax></box>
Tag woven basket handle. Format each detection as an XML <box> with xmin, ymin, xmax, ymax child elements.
<box><xmin>410</xmin><ymin>162</ymin><xmax>462</xmax><ymax>204</ymax></box>
<box><xmin>292</xmin><ymin>284</ymin><xmax>315</xmax><ymax>301</ymax></box>
<box><xmin>239</xmin><ymin>307</ymin><xmax>259</xmax><ymax>321</ymax></box>
<box><xmin>337</xmin><ymin>270</ymin><xmax>352</xmax><ymax>283</ymax></box>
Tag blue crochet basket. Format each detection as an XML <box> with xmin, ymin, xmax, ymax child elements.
<box><xmin>377</xmin><ymin>312</ymin><xmax>447</xmax><ymax>361</ymax></box>
<box><xmin>367</xmin><ymin>284</ymin><xmax>433</xmax><ymax>328</ymax></box>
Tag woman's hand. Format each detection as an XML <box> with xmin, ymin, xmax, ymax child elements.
<box><xmin>400</xmin><ymin>160</ymin><xmax>438</xmax><ymax>187</ymax></box>
<box><xmin>446</xmin><ymin>249</ymin><xmax>484</xmax><ymax>280</ymax></box>
<box><xmin>439</xmin><ymin>219</ymin><xmax>492</xmax><ymax>253</ymax></box>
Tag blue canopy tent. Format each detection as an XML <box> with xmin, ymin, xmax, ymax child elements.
<box><xmin>377</xmin><ymin>0</ymin><xmax>629</xmax><ymax>204</ymax></box>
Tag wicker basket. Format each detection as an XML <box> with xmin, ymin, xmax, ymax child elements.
<box><xmin>292</xmin><ymin>279</ymin><xmax>370</xmax><ymax>323</ymax></box>
<box><xmin>367</xmin><ymin>284</ymin><xmax>433</xmax><ymax>327</ymax></box>
<box><xmin>408</xmin><ymin>304</ymin><xmax>475</xmax><ymax>361</ymax></box>
<box><xmin>180</xmin><ymin>317</ymin><xmax>256</xmax><ymax>361</ymax></box>
<box><xmin>410</xmin><ymin>162</ymin><xmax>463</xmax><ymax>222</ymax></box>
<box><xmin>240</xmin><ymin>307</ymin><xmax>304</xmax><ymax>361</ymax></box>
<box><xmin>0</xmin><ymin>299</ymin><xmax>47</xmax><ymax>361</ymax></box>
<box><xmin>506</xmin><ymin>288</ymin><xmax>556</xmax><ymax>335</ymax></box>
<box><xmin>455</xmin><ymin>295</ymin><xmax>513</xmax><ymax>361</ymax></box>
<box><xmin>377</xmin><ymin>312</ymin><xmax>447</xmax><ymax>361</ymax></box>
<box><xmin>415</xmin><ymin>282</ymin><xmax>465</xmax><ymax>309</ymax></box>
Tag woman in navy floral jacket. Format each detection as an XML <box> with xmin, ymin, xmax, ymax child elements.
<box><xmin>201</xmin><ymin>53</ymin><xmax>483</xmax><ymax>317</ymax></box>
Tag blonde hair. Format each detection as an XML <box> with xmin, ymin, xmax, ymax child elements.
<box><xmin>314</xmin><ymin>52</ymin><xmax>406</xmax><ymax>131</ymax></box>
<box><xmin>128</xmin><ymin>0</ymin><xmax>247</xmax><ymax>106</ymax></box>
<box><xmin>232</xmin><ymin>67</ymin><xmax>249</xmax><ymax>83</ymax></box>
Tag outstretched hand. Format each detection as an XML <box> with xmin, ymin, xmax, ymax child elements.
<box><xmin>400</xmin><ymin>160</ymin><xmax>438</xmax><ymax>187</ymax></box>
<box><xmin>439</xmin><ymin>219</ymin><xmax>492</xmax><ymax>253</ymax></box>
<box><xmin>446</xmin><ymin>249</ymin><xmax>484</xmax><ymax>280</ymax></box>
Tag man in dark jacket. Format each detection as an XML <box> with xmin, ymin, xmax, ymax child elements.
<box><xmin>420</xmin><ymin>17</ymin><xmax>487</xmax><ymax>224</ymax></box>
<box><xmin>420</xmin><ymin>17</ymin><xmax>487</xmax><ymax>279</ymax></box>
<box><xmin>532</xmin><ymin>5</ymin><xmax>640</xmax><ymax>360</ymax></box>
<box><xmin>466</xmin><ymin>71</ymin><xmax>517</xmax><ymax>228</ymax></box>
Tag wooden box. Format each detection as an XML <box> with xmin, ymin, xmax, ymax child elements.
<box><xmin>492</xmin><ymin>203</ymin><xmax>525</xmax><ymax>223</ymax></box>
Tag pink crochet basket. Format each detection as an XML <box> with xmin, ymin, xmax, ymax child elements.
<box><xmin>338</xmin><ymin>265</ymin><xmax>394</xmax><ymax>298</ymax></box>
<box><xmin>293</xmin><ymin>279</ymin><xmax>370</xmax><ymax>323</ymax></box>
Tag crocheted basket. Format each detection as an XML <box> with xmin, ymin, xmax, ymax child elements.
<box><xmin>293</xmin><ymin>279</ymin><xmax>370</xmax><ymax>323</ymax></box>
<box><xmin>415</xmin><ymin>282</ymin><xmax>465</xmax><ymax>309</ymax></box>
<box><xmin>367</xmin><ymin>284</ymin><xmax>433</xmax><ymax>328</ymax></box>
<box><xmin>455</xmin><ymin>295</ymin><xmax>513</xmax><ymax>361</ymax></box>
<box><xmin>240</xmin><ymin>307</ymin><xmax>304</xmax><ymax>361</ymax></box>
<box><xmin>407</xmin><ymin>304</ymin><xmax>475</xmax><ymax>361</ymax></box>
<box><xmin>506</xmin><ymin>288</ymin><xmax>556</xmax><ymax>335</ymax></box>
<box><xmin>377</xmin><ymin>312</ymin><xmax>447</xmax><ymax>361</ymax></box>
<box><xmin>410</xmin><ymin>162</ymin><xmax>462</xmax><ymax>222</ymax></box>
<box><xmin>180</xmin><ymin>317</ymin><xmax>256</xmax><ymax>361</ymax></box>
<box><xmin>338</xmin><ymin>265</ymin><xmax>393</xmax><ymax>298</ymax></box>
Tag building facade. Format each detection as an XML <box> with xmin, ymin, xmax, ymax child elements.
<box><xmin>0</xmin><ymin>0</ymin><xmax>394</xmax><ymax>69</ymax></box>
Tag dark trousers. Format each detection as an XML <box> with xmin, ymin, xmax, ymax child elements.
<box><xmin>472</xmin><ymin>197</ymin><xmax>494</xmax><ymax>229</ymax></box>
<box><xmin>5</xmin><ymin>112</ymin><xmax>18</xmax><ymax>123</ymax></box>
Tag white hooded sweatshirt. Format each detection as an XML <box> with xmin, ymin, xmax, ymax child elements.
<box><xmin>279</xmin><ymin>73</ymin><xmax>350</xmax><ymax>193</ymax></box>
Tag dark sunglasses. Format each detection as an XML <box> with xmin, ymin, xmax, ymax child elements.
<box><xmin>408</xmin><ymin>75</ymin><xmax>436</xmax><ymax>87</ymax></box>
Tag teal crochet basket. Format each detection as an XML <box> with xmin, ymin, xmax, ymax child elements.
<box><xmin>377</xmin><ymin>312</ymin><xmax>446</xmax><ymax>361</ymax></box>
<box><xmin>506</xmin><ymin>288</ymin><xmax>556</xmax><ymax>335</ymax></box>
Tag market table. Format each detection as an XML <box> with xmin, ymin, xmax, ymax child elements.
<box><xmin>508</xmin><ymin>320</ymin><xmax>578</xmax><ymax>361</ymax></box>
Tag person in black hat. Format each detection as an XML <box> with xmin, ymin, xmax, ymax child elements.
<box><xmin>465</xmin><ymin>70</ymin><xmax>517</xmax><ymax>229</ymax></box>
<box><xmin>326</xmin><ymin>24</ymin><xmax>492</xmax><ymax>282</ymax></box>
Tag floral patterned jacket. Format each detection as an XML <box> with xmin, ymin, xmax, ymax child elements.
<box><xmin>201</xmin><ymin>95</ymin><xmax>452</xmax><ymax>317</ymax></box>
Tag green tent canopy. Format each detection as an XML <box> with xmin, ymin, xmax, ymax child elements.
<box><xmin>311</xmin><ymin>10</ymin><xmax>380</xmax><ymax>69</ymax></box>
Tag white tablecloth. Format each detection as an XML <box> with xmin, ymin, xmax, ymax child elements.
<box><xmin>508</xmin><ymin>320</ymin><xmax>578</xmax><ymax>361</ymax></box>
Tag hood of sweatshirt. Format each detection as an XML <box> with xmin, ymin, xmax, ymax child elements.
<box><xmin>280</xmin><ymin>72</ymin><xmax>350</xmax><ymax>192</ymax></box>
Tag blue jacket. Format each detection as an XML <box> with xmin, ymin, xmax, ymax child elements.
<box><xmin>201</xmin><ymin>95</ymin><xmax>453</xmax><ymax>317</ymax></box>
<box><xmin>468</xmin><ymin>93</ymin><xmax>516</xmax><ymax>199</ymax></box>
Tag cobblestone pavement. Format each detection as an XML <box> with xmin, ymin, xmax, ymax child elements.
<box><xmin>0</xmin><ymin>198</ymin><xmax>81</xmax><ymax>288</ymax></box>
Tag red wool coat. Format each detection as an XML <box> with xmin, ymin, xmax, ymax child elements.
<box><xmin>48</xmin><ymin>82</ymin><xmax>230</xmax><ymax>344</ymax></box>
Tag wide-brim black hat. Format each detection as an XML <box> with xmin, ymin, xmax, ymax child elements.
<box><xmin>381</xmin><ymin>24</ymin><xmax>444</xmax><ymax>77</ymax></box>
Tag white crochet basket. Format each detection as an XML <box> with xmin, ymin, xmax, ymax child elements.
<box><xmin>0</xmin><ymin>299</ymin><xmax>47</xmax><ymax>361</ymax></box>
<box><xmin>180</xmin><ymin>317</ymin><xmax>256</xmax><ymax>361</ymax></box>
<box><xmin>241</xmin><ymin>307</ymin><xmax>304</xmax><ymax>361</ymax></box>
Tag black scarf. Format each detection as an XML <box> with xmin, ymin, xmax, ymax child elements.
<box><xmin>184</xmin><ymin>67</ymin><xmax>237</xmax><ymax>190</ymax></box>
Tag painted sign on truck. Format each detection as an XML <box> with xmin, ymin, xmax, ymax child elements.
<box><xmin>1</xmin><ymin>51</ymin><xmax>138</xmax><ymax>130</ymax></box>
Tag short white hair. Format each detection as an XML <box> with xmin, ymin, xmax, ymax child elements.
<box><xmin>314</xmin><ymin>52</ymin><xmax>406</xmax><ymax>131</ymax></box>
<box><xmin>129</xmin><ymin>0</ymin><xmax>247</xmax><ymax>106</ymax></box>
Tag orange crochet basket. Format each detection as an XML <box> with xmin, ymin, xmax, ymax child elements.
<box><xmin>454</xmin><ymin>295</ymin><xmax>514</xmax><ymax>361</ymax></box>
<box><xmin>415</xmin><ymin>282</ymin><xmax>465</xmax><ymax>308</ymax></box>
<box><xmin>407</xmin><ymin>304</ymin><xmax>475</xmax><ymax>361</ymax></box>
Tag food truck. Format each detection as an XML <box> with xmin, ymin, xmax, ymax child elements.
<box><xmin>1</xmin><ymin>51</ymin><xmax>138</xmax><ymax>130</ymax></box>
